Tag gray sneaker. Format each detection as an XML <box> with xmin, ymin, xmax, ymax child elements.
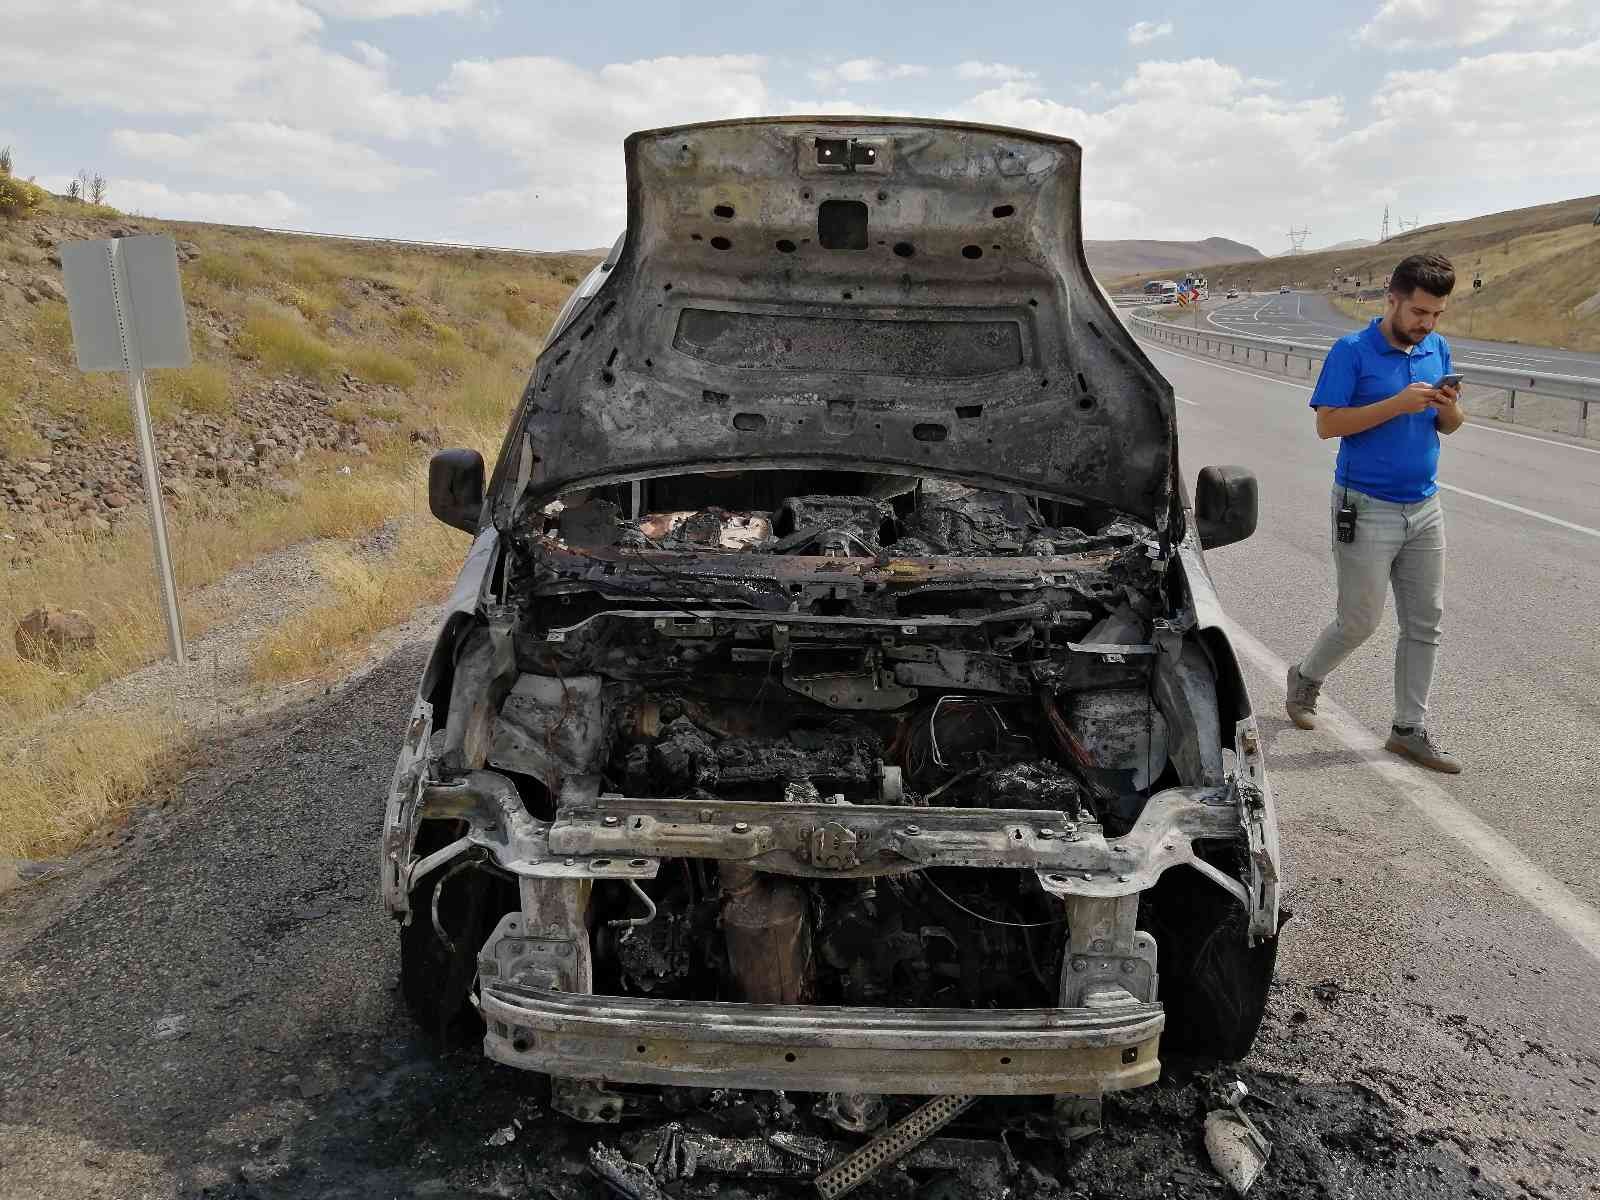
<box><xmin>1285</xmin><ymin>664</ymin><xmax>1321</xmax><ymax>730</ymax></box>
<box><xmin>1385</xmin><ymin>726</ymin><xmax>1462</xmax><ymax>774</ymax></box>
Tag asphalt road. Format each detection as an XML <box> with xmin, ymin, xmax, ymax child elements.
<box><xmin>1202</xmin><ymin>291</ymin><xmax>1600</xmax><ymax>378</ymax></box>
<box><xmin>1150</xmin><ymin>333</ymin><xmax>1600</xmax><ymax>1178</ymax></box>
<box><xmin>2</xmin><ymin>355</ymin><xmax>1599</xmax><ymax>1197</ymax></box>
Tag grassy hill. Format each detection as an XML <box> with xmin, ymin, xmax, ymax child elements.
<box><xmin>1112</xmin><ymin>194</ymin><xmax>1600</xmax><ymax>351</ymax></box>
<box><xmin>0</xmin><ymin>162</ymin><xmax>600</xmax><ymax>857</ymax></box>
<box><xmin>1086</xmin><ymin>235</ymin><xmax>1262</xmax><ymax>279</ymax></box>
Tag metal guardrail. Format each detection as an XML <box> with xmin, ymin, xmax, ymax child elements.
<box><xmin>1127</xmin><ymin>311</ymin><xmax>1600</xmax><ymax>421</ymax></box>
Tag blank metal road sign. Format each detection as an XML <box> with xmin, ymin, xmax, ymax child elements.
<box><xmin>59</xmin><ymin>234</ymin><xmax>193</xmax><ymax>663</ymax></box>
<box><xmin>60</xmin><ymin>234</ymin><xmax>192</xmax><ymax>372</ymax></box>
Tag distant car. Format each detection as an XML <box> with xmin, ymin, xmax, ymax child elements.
<box><xmin>1278</xmin><ymin>285</ymin><xmax>1290</xmax><ymax>294</ymax></box>
<box><xmin>1226</xmin><ymin>289</ymin><xmax>1239</xmax><ymax>299</ymax></box>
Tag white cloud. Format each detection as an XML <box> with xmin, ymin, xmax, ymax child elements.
<box><xmin>808</xmin><ymin>58</ymin><xmax>929</xmax><ymax>88</ymax></box>
<box><xmin>308</xmin><ymin>0</ymin><xmax>476</xmax><ymax>15</ymax></box>
<box><xmin>951</xmin><ymin>63</ymin><xmax>1346</xmax><ymax>243</ymax></box>
<box><xmin>1127</xmin><ymin>20</ymin><xmax>1175</xmax><ymax>45</ymax></box>
<box><xmin>954</xmin><ymin>61</ymin><xmax>1037</xmax><ymax>82</ymax></box>
<box><xmin>1357</xmin><ymin>0</ymin><xmax>1577</xmax><ymax>48</ymax></box>
<box><xmin>950</xmin><ymin>38</ymin><xmax>1600</xmax><ymax>251</ymax></box>
<box><xmin>111</xmin><ymin>122</ymin><xmax>431</xmax><ymax>192</ymax></box>
<box><xmin>460</xmin><ymin>183</ymin><xmax>624</xmax><ymax>251</ymax></box>
<box><xmin>441</xmin><ymin>54</ymin><xmax>769</xmax><ymax>248</ymax></box>
<box><xmin>4</xmin><ymin>3</ymin><xmax>1595</xmax><ymax>255</ymax></box>
<box><xmin>780</xmin><ymin>99</ymin><xmax>882</xmax><ymax>116</ymax></box>
<box><xmin>441</xmin><ymin>54</ymin><xmax>768</xmax><ymax>162</ymax></box>
<box><xmin>0</xmin><ymin>1</ymin><xmax>449</xmax><ymax>139</ymax></box>
<box><xmin>1334</xmin><ymin>39</ymin><xmax>1600</xmax><ymax>192</ymax></box>
<box><xmin>105</xmin><ymin>179</ymin><xmax>308</xmax><ymax>225</ymax></box>
<box><xmin>0</xmin><ymin>1</ymin><xmax>317</xmax><ymax>116</ymax></box>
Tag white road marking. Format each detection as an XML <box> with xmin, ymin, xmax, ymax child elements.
<box><xmin>1228</xmin><ymin>622</ymin><xmax>1600</xmax><ymax>965</ymax></box>
<box><xmin>1452</xmin><ymin>421</ymin><xmax>1600</xmax><ymax>457</ymax></box>
<box><xmin>1142</xmin><ymin>341</ymin><xmax>1600</xmax><ymax>456</ymax></box>
<box><xmin>1175</xmin><ymin>394</ymin><xmax>1199</xmax><ymax>407</ymax></box>
<box><xmin>1436</xmin><ymin>483</ymin><xmax>1600</xmax><ymax>539</ymax></box>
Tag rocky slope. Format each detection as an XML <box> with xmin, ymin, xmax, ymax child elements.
<box><xmin>0</xmin><ymin>201</ymin><xmax>589</xmax><ymax>546</ymax></box>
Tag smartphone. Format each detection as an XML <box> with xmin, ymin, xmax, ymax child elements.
<box><xmin>1436</xmin><ymin>373</ymin><xmax>1464</xmax><ymax>390</ymax></box>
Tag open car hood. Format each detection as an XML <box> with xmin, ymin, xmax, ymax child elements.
<box><xmin>489</xmin><ymin>117</ymin><xmax>1177</xmax><ymax>529</ymax></box>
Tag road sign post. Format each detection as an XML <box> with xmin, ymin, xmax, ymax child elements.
<box><xmin>60</xmin><ymin>235</ymin><xmax>192</xmax><ymax>664</ymax></box>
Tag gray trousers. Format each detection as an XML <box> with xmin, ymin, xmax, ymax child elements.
<box><xmin>1301</xmin><ymin>486</ymin><xmax>1446</xmax><ymax>729</ymax></box>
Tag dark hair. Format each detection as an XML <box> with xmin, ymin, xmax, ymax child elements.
<box><xmin>1389</xmin><ymin>253</ymin><xmax>1455</xmax><ymax>297</ymax></box>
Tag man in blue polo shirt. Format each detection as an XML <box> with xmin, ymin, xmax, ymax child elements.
<box><xmin>1285</xmin><ymin>253</ymin><xmax>1465</xmax><ymax>773</ymax></box>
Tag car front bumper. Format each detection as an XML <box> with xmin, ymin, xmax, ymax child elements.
<box><xmin>479</xmin><ymin>983</ymin><xmax>1162</xmax><ymax>1095</ymax></box>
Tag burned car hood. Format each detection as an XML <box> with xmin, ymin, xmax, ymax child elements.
<box><xmin>489</xmin><ymin>117</ymin><xmax>1177</xmax><ymax>529</ymax></box>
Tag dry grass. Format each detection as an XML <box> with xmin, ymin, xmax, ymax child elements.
<box><xmin>2</xmin><ymin>206</ymin><xmax>594</xmax><ymax>858</ymax></box>
<box><xmin>2</xmin><ymin>336</ymin><xmax>128</xmax><ymax>433</ymax></box>
<box><xmin>1</xmin><ymin>359</ymin><xmax>48</xmax><ymax>459</ymax></box>
<box><xmin>1329</xmin><ymin>222</ymin><xmax>1600</xmax><ymax>351</ymax></box>
<box><xmin>276</xmin><ymin>283</ymin><xmax>336</xmax><ymax>329</ymax></box>
<box><xmin>149</xmin><ymin>362</ymin><xmax>234</xmax><ymax>417</ymax></box>
<box><xmin>401</xmin><ymin>330</ymin><xmax>477</xmax><ymax>381</ymax></box>
<box><xmin>346</xmin><ymin>344</ymin><xmax>419</xmax><ymax>389</ymax></box>
<box><xmin>193</xmin><ymin>251</ymin><xmax>269</xmax><ymax>292</ymax></box>
<box><xmin>248</xmin><ymin>513</ymin><xmax>464</xmax><ymax>682</ymax></box>
<box><xmin>432</xmin><ymin>357</ymin><xmax>529</xmax><ymax>438</ymax></box>
<box><xmin>0</xmin><ymin>708</ymin><xmax>177</xmax><ymax>859</ymax></box>
<box><xmin>0</xmin><ymin>465</ymin><xmax>421</xmax><ymax>728</ymax></box>
<box><xmin>236</xmin><ymin>306</ymin><xmax>342</xmax><ymax>380</ymax></box>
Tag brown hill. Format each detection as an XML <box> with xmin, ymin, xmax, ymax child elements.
<box><xmin>0</xmin><ymin>192</ymin><xmax>597</xmax><ymax>543</ymax></box>
<box><xmin>1086</xmin><ymin>236</ymin><xmax>1262</xmax><ymax>279</ymax></box>
<box><xmin>1112</xmin><ymin>193</ymin><xmax>1600</xmax><ymax>351</ymax></box>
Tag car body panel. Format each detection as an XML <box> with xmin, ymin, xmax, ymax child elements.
<box><xmin>384</xmin><ymin>117</ymin><xmax>1282</xmax><ymax>1114</ymax></box>
<box><xmin>487</xmin><ymin>117</ymin><xmax>1176</xmax><ymax>530</ymax></box>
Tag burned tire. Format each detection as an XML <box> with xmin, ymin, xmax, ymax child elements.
<box><xmin>1143</xmin><ymin>864</ymin><xmax>1278</xmax><ymax>1063</ymax></box>
<box><xmin>399</xmin><ymin>825</ymin><xmax>508</xmax><ymax>1046</ymax></box>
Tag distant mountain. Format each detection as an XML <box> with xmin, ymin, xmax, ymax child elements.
<box><xmin>1085</xmin><ymin>236</ymin><xmax>1263</xmax><ymax>279</ymax></box>
<box><xmin>1306</xmin><ymin>237</ymin><xmax>1377</xmax><ymax>254</ymax></box>
<box><xmin>1105</xmin><ymin>194</ymin><xmax>1600</xmax><ymax>337</ymax></box>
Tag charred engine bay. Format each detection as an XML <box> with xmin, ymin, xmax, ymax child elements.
<box><xmin>474</xmin><ymin>472</ymin><xmax>1200</xmax><ymax>1017</ymax></box>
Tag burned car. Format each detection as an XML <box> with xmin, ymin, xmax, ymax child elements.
<box><xmin>381</xmin><ymin>117</ymin><xmax>1280</xmax><ymax>1130</ymax></box>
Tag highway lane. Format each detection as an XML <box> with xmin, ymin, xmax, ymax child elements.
<box><xmin>1144</xmin><ymin>333</ymin><xmax>1600</xmax><ymax>1193</ymax></box>
<box><xmin>1203</xmin><ymin>290</ymin><xmax>1600</xmax><ymax>377</ymax></box>
<box><xmin>1150</xmin><ymin>338</ymin><xmax>1600</xmax><ymax>904</ymax></box>
<box><xmin>1150</xmin><ymin>336</ymin><xmax>1600</xmax><ymax>962</ymax></box>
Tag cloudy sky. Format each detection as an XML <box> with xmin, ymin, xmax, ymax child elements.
<box><xmin>3</xmin><ymin>0</ymin><xmax>1597</xmax><ymax>254</ymax></box>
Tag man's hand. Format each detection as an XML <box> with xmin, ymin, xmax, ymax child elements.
<box><xmin>1317</xmin><ymin>383</ymin><xmax>1438</xmax><ymax>439</ymax></box>
<box><xmin>1430</xmin><ymin>382</ymin><xmax>1465</xmax><ymax>434</ymax></box>
<box><xmin>1391</xmin><ymin>381</ymin><xmax>1442</xmax><ymax>413</ymax></box>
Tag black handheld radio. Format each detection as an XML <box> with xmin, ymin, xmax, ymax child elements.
<box><xmin>1336</xmin><ymin>487</ymin><xmax>1358</xmax><ymax>544</ymax></box>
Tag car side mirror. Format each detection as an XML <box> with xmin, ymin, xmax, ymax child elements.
<box><xmin>428</xmin><ymin>448</ymin><xmax>485</xmax><ymax>533</ymax></box>
<box><xmin>1195</xmin><ymin>465</ymin><xmax>1258</xmax><ymax>549</ymax></box>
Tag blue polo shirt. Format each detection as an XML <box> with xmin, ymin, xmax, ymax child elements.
<box><xmin>1309</xmin><ymin>318</ymin><xmax>1452</xmax><ymax>503</ymax></box>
